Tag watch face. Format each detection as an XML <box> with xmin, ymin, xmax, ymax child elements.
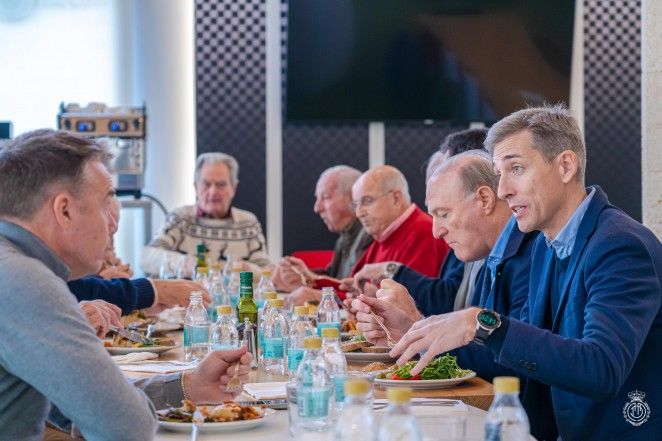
<box><xmin>477</xmin><ymin>310</ymin><xmax>499</xmax><ymax>329</ymax></box>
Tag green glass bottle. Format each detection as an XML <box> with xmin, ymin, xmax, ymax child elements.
<box><xmin>237</xmin><ymin>271</ymin><xmax>258</xmax><ymax>325</ymax></box>
<box><xmin>196</xmin><ymin>243</ymin><xmax>207</xmax><ymax>269</ymax></box>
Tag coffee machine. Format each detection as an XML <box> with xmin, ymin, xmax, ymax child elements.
<box><xmin>57</xmin><ymin>102</ymin><xmax>146</xmax><ymax>197</ymax></box>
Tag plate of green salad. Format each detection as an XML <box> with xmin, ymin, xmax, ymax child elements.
<box><xmin>374</xmin><ymin>354</ymin><xmax>475</xmax><ymax>389</ymax></box>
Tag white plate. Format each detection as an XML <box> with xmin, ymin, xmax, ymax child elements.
<box><xmin>158</xmin><ymin>408</ymin><xmax>275</xmax><ymax>433</ymax></box>
<box><xmin>153</xmin><ymin>321</ymin><xmax>182</xmax><ymax>332</ymax></box>
<box><xmin>344</xmin><ymin>351</ymin><xmax>397</xmax><ymax>363</ymax></box>
<box><xmin>105</xmin><ymin>346</ymin><xmax>177</xmax><ymax>355</ymax></box>
<box><xmin>374</xmin><ymin>371</ymin><xmax>476</xmax><ymax>389</ymax></box>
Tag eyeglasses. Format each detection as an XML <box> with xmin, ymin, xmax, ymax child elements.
<box><xmin>350</xmin><ymin>190</ymin><xmax>394</xmax><ymax>211</ymax></box>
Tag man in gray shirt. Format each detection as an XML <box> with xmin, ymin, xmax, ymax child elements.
<box><xmin>0</xmin><ymin>129</ymin><xmax>251</xmax><ymax>440</ymax></box>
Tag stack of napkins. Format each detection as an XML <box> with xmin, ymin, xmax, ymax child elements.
<box><xmin>243</xmin><ymin>382</ymin><xmax>288</xmax><ymax>400</ymax></box>
<box><xmin>112</xmin><ymin>353</ymin><xmax>195</xmax><ymax>374</ymax></box>
<box><xmin>374</xmin><ymin>398</ymin><xmax>468</xmax><ymax>415</ymax></box>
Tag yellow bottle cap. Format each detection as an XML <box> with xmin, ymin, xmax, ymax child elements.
<box><xmin>261</xmin><ymin>269</ymin><xmax>272</xmax><ymax>276</ymax></box>
<box><xmin>269</xmin><ymin>299</ymin><xmax>285</xmax><ymax>308</ymax></box>
<box><xmin>264</xmin><ymin>291</ymin><xmax>277</xmax><ymax>300</ymax></box>
<box><xmin>344</xmin><ymin>378</ymin><xmax>370</xmax><ymax>396</ymax></box>
<box><xmin>216</xmin><ymin>305</ymin><xmax>232</xmax><ymax>315</ymax></box>
<box><xmin>493</xmin><ymin>376</ymin><xmax>520</xmax><ymax>394</ymax></box>
<box><xmin>197</xmin><ymin>267</ymin><xmax>209</xmax><ymax>274</ymax></box>
<box><xmin>293</xmin><ymin>306</ymin><xmax>309</xmax><ymax>316</ymax></box>
<box><xmin>210</xmin><ymin>263</ymin><xmax>222</xmax><ymax>270</ymax></box>
<box><xmin>387</xmin><ymin>387</ymin><xmax>412</xmax><ymax>404</ymax></box>
<box><xmin>308</xmin><ymin>305</ymin><xmax>318</xmax><ymax>316</ymax></box>
<box><xmin>303</xmin><ymin>337</ymin><xmax>322</xmax><ymax>350</ymax></box>
<box><xmin>321</xmin><ymin>327</ymin><xmax>339</xmax><ymax>339</ymax></box>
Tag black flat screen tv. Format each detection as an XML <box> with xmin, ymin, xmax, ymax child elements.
<box><xmin>286</xmin><ymin>0</ymin><xmax>575</xmax><ymax>123</ymax></box>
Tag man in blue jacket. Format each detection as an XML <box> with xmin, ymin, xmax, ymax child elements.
<box><xmin>351</xmin><ymin>128</ymin><xmax>489</xmax><ymax>314</ymax></box>
<box><xmin>391</xmin><ymin>105</ymin><xmax>661</xmax><ymax>440</ymax></box>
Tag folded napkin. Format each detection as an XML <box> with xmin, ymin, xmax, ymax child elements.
<box><xmin>111</xmin><ymin>352</ymin><xmax>159</xmax><ymax>364</ymax></box>
<box><xmin>116</xmin><ymin>361</ymin><xmax>196</xmax><ymax>374</ymax></box>
<box><xmin>243</xmin><ymin>382</ymin><xmax>288</xmax><ymax>400</ymax></box>
<box><xmin>374</xmin><ymin>398</ymin><xmax>468</xmax><ymax>415</ymax></box>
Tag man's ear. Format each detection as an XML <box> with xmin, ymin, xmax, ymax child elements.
<box><xmin>557</xmin><ymin>150</ymin><xmax>579</xmax><ymax>184</ymax></box>
<box><xmin>476</xmin><ymin>186</ymin><xmax>497</xmax><ymax>215</ymax></box>
<box><xmin>52</xmin><ymin>192</ymin><xmax>73</xmax><ymax>228</ymax></box>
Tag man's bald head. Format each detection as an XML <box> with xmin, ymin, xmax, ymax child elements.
<box><xmin>351</xmin><ymin>166</ymin><xmax>412</xmax><ymax>238</ymax></box>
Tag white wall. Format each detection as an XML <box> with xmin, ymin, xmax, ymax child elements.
<box><xmin>642</xmin><ymin>0</ymin><xmax>662</xmax><ymax>239</ymax></box>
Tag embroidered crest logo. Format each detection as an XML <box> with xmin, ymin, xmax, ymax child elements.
<box><xmin>622</xmin><ymin>390</ymin><xmax>650</xmax><ymax>427</ymax></box>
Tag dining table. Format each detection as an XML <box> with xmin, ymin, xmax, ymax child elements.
<box><xmin>116</xmin><ymin>326</ymin><xmax>497</xmax><ymax>441</ymax></box>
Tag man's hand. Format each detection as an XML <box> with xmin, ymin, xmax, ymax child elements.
<box><xmin>272</xmin><ymin>258</ymin><xmax>304</xmax><ymax>291</ymax></box>
<box><xmin>79</xmin><ymin>300</ymin><xmax>122</xmax><ymax>337</ymax></box>
<box><xmin>145</xmin><ymin>280</ymin><xmax>210</xmax><ymax>314</ymax></box>
<box><xmin>99</xmin><ymin>263</ymin><xmax>134</xmax><ymax>280</ymax></box>
<box><xmin>286</xmin><ymin>286</ymin><xmax>322</xmax><ymax>307</ymax></box>
<box><xmin>351</xmin><ymin>294</ymin><xmax>416</xmax><ymax>346</ymax></box>
<box><xmin>376</xmin><ymin>279</ymin><xmax>423</xmax><ymax>320</ymax></box>
<box><xmin>353</xmin><ymin>262</ymin><xmax>390</xmax><ymax>283</ymax></box>
<box><xmin>389</xmin><ymin>307</ymin><xmax>480</xmax><ymax>376</ymax></box>
<box><xmin>184</xmin><ymin>346</ymin><xmax>253</xmax><ymax>403</ymax></box>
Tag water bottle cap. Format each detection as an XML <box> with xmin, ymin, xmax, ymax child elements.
<box><xmin>261</xmin><ymin>268</ymin><xmax>272</xmax><ymax>276</ymax></box>
<box><xmin>264</xmin><ymin>291</ymin><xmax>278</xmax><ymax>300</ymax></box>
<box><xmin>210</xmin><ymin>262</ymin><xmax>222</xmax><ymax>270</ymax></box>
<box><xmin>216</xmin><ymin>305</ymin><xmax>232</xmax><ymax>315</ymax></box>
<box><xmin>493</xmin><ymin>376</ymin><xmax>520</xmax><ymax>394</ymax></box>
<box><xmin>307</xmin><ymin>305</ymin><xmax>318</xmax><ymax>316</ymax></box>
<box><xmin>196</xmin><ymin>266</ymin><xmax>209</xmax><ymax>274</ymax></box>
<box><xmin>344</xmin><ymin>378</ymin><xmax>370</xmax><ymax>396</ymax></box>
<box><xmin>387</xmin><ymin>387</ymin><xmax>412</xmax><ymax>403</ymax></box>
<box><xmin>321</xmin><ymin>327</ymin><xmax>339</xmax><ymax>339</ymax></box>
<box><xmin>240</xmin><ymin>271</ymin><xmax>253</xmax><ymax>284</ymax></box>
<box><xmin>321</xmin><ymin>287</ymin><xmax>335</xmax><ymax>296</ymax></box>
<box><xmin>303</xmin><ymin>337</ymin><xmax>322</xmax><ymax>349</ymax></box>
<box><xmin>293</xmin><ymin>306</ymin><xmax>309</xmax><ymax>316</ymax></box>
<box><xmin>232</xmin><ymin>261</ymin><xmax>243</xmax><ymax>272</ymax></box>
<box><xmin>269</xmin><ymin>299</ymin><xmax>285</xmax><ymax>308</ymax></box>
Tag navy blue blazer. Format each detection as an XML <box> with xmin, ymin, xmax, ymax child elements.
<box><xmin>68</xmin><ymin>277</ymin><xmax>155</xmax><ymax>316</ymax></box>
<box><xmin>394</xmin><ymin>249</ymin><xmax>464</xmax><ymax>316</ymax></box>
<box><xmin>487</xmin><ymin>187</ymin><xmax>662</xmax><ymax>440</ymax></box>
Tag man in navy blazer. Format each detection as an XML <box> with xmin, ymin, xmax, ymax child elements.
<box><xmin>391</xmin><ymin>105</ymin><xmax>661</xmax><ymax>440</ymax></box>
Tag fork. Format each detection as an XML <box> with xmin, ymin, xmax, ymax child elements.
<box><xmin>370</xmin><ymin>312</ymin><xmax>396</xmax><ymax>348</ymax></box>
<box><xmin>224</xmin><ymin>363</ymin><xmax>242</xmax><ymax>394</ymax></box>
<box><xmin>190</xmin><ymin>409</ymin><xmax>203</xmax><ymax>441</ymax></box>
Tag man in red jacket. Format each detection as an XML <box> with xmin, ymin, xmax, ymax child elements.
<box><xmin>343</xmin><ymin>165</ymin><xmax>449</xmax><ymax>291</ymax></box>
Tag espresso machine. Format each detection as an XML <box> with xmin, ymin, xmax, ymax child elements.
<box><xmin>57</xmin><ymin>102</ymin><xmax>165</xmax><ymax>245</ymax></box>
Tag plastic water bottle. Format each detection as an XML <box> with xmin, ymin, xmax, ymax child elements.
<box><xmin>255</xmin><ymin>269</ymin><xmax>276</xmax><ymax>309</ymax></box>
<box><xmin>295</xmin><ymin>337</ymin><xmax>334</xmax><ymax>433</ymax></box>
<box><xmin>207</xmin><ymin>265</ymin><xmax>228</xmax><ymax>322</ymax></box>
<box><xmin>183</xmin><ymin>291</ymin><xmax>210</xmax><ymax>363</ymax></box>
<box><xmin>258</xmin><ymin>291</ymin><xmax>278</xmax><ymax>362</ymax></box>
<box><xmin>262</xmin><ymin>299</ymin><xmax>289</xmax><ymax>375</ymax></box>
<box><xmin>317</xmin><ymin>287</ymin><xmax>341</xmax><ymax>336</ymax></box>
<box><xmin>484</xmin><ymin>377</ymin><xmax>530</xmax><ymax>441</ymax></box>
<box><xmin>334</xmin><ymin>379</ymin><xmax>375</xmax><ymax>440</ymax></box>
<box><xmin>226</xmin><ymin>262</ymin><xmax>242</xmax><ymax>308</ymax></box>
<box><xmin>210</xmin><ymin>305</ymin><xmax>239</xmax><ymax>350</ymax></box>
<box><xmin>321</xmin><ymin>327</ymin><xmax>347</xmax><ymax>413</ymax></box>
<box><xmin>287</xmin><ymin>306</ymin><xmax>315</xmax><ymax>378</ymax></box>
<box><xmin>377</xmin><ymin>387</ymin><xmax>422</xmax><ymax>441</ymax></box>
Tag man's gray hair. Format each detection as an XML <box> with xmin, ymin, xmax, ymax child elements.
<box><xmin>0</xmin><ymin>129</ymin><xmax>112</xmax><ymax>220</ymax></box>
<box><xmin>319</xmin><ymin>165</ymin><xmax>362</xmax><ymax>196</ymax></box>
<box><xmin>194</xmin><ymin>152</ymin><xmax>239</xmax><ymax>187</ymax></box>
<box><xmin>429</xmin><ymin>150</ymin><xmax>499</xmax><ymax>196</ymax></box>
<box><xmin>484</xmin><ymin>104</ymin><xmax>586</xmax><ymax>182</ymax></box>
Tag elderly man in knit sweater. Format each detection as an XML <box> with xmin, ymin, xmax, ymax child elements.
<box><xmin>141</xmin><ymin>152</ymin><xmax>270</xmax><ymax>277</ymax></box>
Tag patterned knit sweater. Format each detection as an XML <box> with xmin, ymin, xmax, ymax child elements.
<box><xmin>140</xmin><ymin>205</ymin><xmax>270</xmax><ymax>276</ymax></box>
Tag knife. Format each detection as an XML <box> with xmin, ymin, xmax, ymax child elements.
<box><xmin>109</xmin><ymin>325</ymin><xmax>152</xmax><ymax>345</ymax></box>
<box><xmin>235</xmin><ymin>399</ymin><xmax>288</xmax><ymax>410</ymax></box>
